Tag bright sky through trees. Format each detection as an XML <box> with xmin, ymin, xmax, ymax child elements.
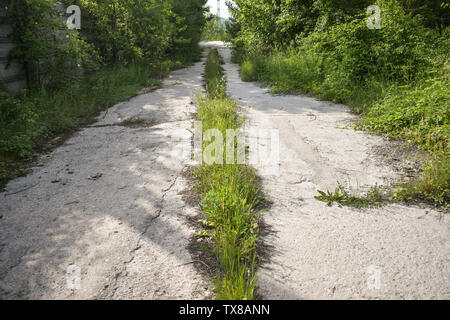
<box><xmin>206</xmin><ymin>0</ymin><xmax>230</xmax><ymax>19</ymax></box>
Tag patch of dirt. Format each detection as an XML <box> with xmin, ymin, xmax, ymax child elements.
<box><xmin>371</xmin><ymin>139</ymin><xmax>427</xmax><ymax>181</ymax></box>
<box><xmin>119</xmin><ymin>117</ymin><xmax>154</xmax><ymax>128</ymax></box>
<box><xmin>186</xmin><ymin>219</ymin><xmax>218</xmax><ymax>281</ymax></box>
<box><xmin>179</xmin><ymin>166</ymin><xmax>202</xmax><ymax>207</ymax></box>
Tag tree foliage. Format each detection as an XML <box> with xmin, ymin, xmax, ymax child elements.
<box><xmin>67</xmin><ymin>0</ymin><xmax>208</xmax><ymax>64</ymax></box>
<box><xmin>3</xmin><ymin>0</ymin><xmax>208</xmax><ymax>86</ymax></box>
<box><xmin>229</xmin><ymin>0</ymin><xmax>449</xmax><ymax>53</ymax></box>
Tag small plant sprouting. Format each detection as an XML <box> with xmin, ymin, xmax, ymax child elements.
<box><xmin>194</xmin><ymin>231</ymin><xmax>210</xmax><ymax>238</ymax></box>
<box><xmin>315</xmin><ymin>184</ymin><xmax>385</xmax><ymax>208</ymax></box>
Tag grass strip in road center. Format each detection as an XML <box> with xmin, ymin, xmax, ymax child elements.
<box><xmin>193</xmin><ymin>48</ymin><xmax>264</xmax><ymax>300</ymax></box>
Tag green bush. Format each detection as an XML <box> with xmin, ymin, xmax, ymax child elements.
<box><xmin>0</xmin><ymin>93</ymin><xmax>38</xmax><ymax>157</ymax></box>
<box><xmin>240</xmin><ymin>60</ymin><xmax>257</xmax><ymax>82</ymax></box>
<box><xmin>253</xmin><ymin>51</ymin><xmax>322</xmax><ymax>94</ymax></box>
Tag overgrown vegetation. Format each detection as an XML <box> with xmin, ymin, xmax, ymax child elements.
<box><xmin>0</xmin><ymin>0</ymin><xmax>209</xmax><ymax>189</ymax></box>
<box><xmin>194</xmin><ymin>48</ymin><xmax>263</xmax><ymax>299</ymax></box>
<box><xmin>228</xmin><ymin>0</ymin><xmax>449</xmax><ymax>206</ymax></box>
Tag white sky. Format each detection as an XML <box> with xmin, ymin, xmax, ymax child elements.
<box><xmin>206</xmin><ymin>0</ymin><xmax>230</xmax><ymax>19</ymax></box>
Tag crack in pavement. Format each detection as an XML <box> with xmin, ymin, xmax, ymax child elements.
<box><xmin>99</xmin><ymin>173</ymin><xmax>187</xmax><ymax>300</ymax></box>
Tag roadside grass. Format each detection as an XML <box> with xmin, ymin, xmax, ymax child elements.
<box><xmin>204</xmin><ymin>49</ymin><xmax>227</xmax><ymax>99</ymax></box>
<box><xmin>240</xmin><ymin>60</ymin><xmax>258</xmax><ymax>82</ymax></box>
<box><xmin>194</xmin><ymin>48</ymin><xmax>263</xmax><ymax>300</ymax></box>
<box><xmin>393</xmin><ymin>158</ymin><xmax>450</xmax><ymax>207</ymax></box>
<box><xmin>315</xmin><ymin>184</ymin><xmax>385</xmax><ymax>209</ymax></box>
<box><xmin>0</xmin><ymin>58</ymin><xmax>191</xmax><ymax>190</ymax></box>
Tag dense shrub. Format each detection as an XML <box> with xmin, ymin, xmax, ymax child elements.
<box><xmin>5</xmin><ymin>0</ymin><xmax>95</xmax><ymax>88</ymax></box>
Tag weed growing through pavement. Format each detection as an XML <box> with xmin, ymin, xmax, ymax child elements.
<box><xmin>315</xmin><ymin>183</ymin><xmax>385</xmax><ymax>208</ymax></box>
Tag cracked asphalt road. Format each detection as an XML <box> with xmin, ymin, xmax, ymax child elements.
<box><xmin>0</xmin><ymin>50</ymin><xmax>211</xmax><ymax>299</ymax></box>
<box><xmin>1</xmin><ymin>41</ymin><xmax>448</xmax><ymax>301</ymax></box>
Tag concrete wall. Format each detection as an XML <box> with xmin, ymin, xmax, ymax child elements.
<box><xmin>0</xmin><ymin>7</ymin><xmax>27</xmax><ymax>93</ymax></box>
<box><xmin>0</xmin><ymin>4</ymin><xmax>73</xmax><ymax>94</ymax></box>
